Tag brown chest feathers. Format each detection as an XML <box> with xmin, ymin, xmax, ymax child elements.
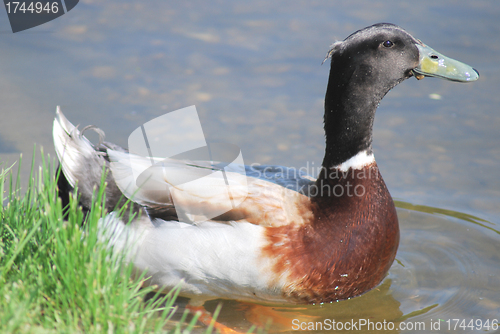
<box><xmin>261</xmin><ymin>162</ymin><xmax>399</xmax><ymax>303</ymax></box>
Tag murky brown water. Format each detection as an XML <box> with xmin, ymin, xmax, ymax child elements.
<box><xmin>1</xmin><ymin>1</ymin><xmax>499</xmax><ymax>333</ymax></box>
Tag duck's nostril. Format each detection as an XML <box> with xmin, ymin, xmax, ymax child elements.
<box><xmin>430</xmin><ymin>55</ymin><xmax>439</xmax><ymax>59</ymax></box>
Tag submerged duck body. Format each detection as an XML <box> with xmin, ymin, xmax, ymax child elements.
<box><xmin>53</xmin><ymin>23</ymin><xmax>478</xmax><ymax>306</ymax></box>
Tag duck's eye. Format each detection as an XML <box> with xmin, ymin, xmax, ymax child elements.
<box><xmin>382</xmin><ymin>40</ymin><xmax>394</xmax><ymax>48</ymax></box>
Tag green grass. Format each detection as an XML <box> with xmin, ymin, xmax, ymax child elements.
<box><xmin>0</xmin><ymin>149</ymin><xmax>203</xmax><ymax>333</ymax></box>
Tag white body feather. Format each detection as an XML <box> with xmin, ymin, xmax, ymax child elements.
<box><xmin>100</xmin><ymin>213</ymin><xmax>289</xmax><ymax>304</ymax></box>
<box><xmin>54</xmin><ymin>108</ymin><xmax>290</xmax><ymax>304</ymax></box>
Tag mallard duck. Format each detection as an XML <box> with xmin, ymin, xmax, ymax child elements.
<box><xmin>53</xmin><ymin>23</ymin><xmax>478</xmax><ymax>329</ymax></box>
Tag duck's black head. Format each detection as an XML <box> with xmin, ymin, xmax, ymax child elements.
<box><xmin>322</xmin><ymin>23</ymin><xmax>478</xmax><ymax>168</ymax></box>
<box><xmin>328</xmin><ymin>23</ymin><xmax>420</xmax><ymax>96</ymax></box>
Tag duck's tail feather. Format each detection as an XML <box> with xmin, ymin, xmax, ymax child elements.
<box><xmin>53</xmin><ymin>106</ymin><xmax>108</xmax><ymax>212</ymax></box>
<box><xmin>53</xmin><ymin>107</ymin><xmax>145</xmax><ymax>221</ymax></box>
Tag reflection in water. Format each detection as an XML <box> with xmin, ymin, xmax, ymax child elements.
<box><xmin>388</xmin><ymin>202</ymin><xmax>500</xmax><ymax>333</ymax></box>
<box><xmin>394</xmin><ymin>201</ymin><xmax>499</xmax><ymax>235</ymax></box>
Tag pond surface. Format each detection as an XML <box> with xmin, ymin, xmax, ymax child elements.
<box><xmin>1</xmin><ymin>1</ymin><xmax>499</xmax><ymax>333</ymax></box>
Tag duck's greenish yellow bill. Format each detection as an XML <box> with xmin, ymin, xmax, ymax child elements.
<box><xmin>413</xmin><ymin>44</ymin><xmax>479</xmax><ymax>82</ymax></box>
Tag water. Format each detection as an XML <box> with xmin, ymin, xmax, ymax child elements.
<box><xmin>1</xmin><ymin>1</ymin><xmax>499</xmax><ymax>332</ymax></box>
